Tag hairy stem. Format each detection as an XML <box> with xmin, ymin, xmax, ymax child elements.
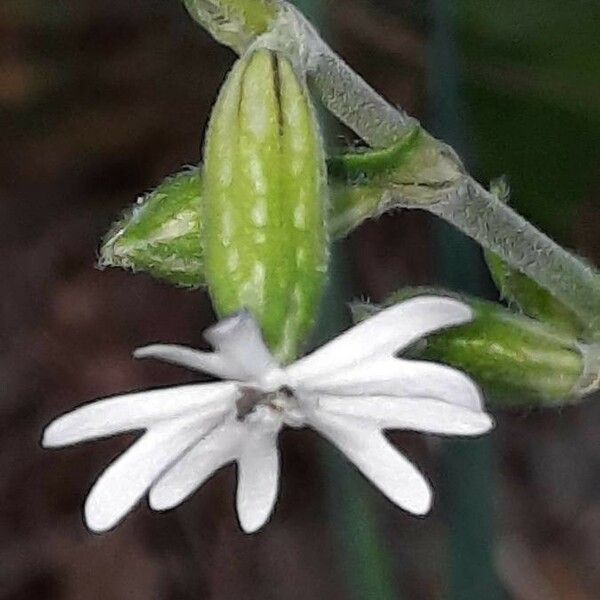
<box><xmin>425</xmin><ymin>181</ymin><xmax>600</xmax><ymax>337</ymax></box>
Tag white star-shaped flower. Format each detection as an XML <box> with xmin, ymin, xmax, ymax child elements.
<box><xmin>42</xmin><ymin>296</ymin><xmax>493</xmax><ymax>534</ymax></box>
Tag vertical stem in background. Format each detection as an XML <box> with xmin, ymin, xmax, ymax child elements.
<box><xmin>427</xmin><ymin>1</ymin><xmax>503</xmax><ymax>598</ymax></box>
<box><xmin>316</xmin><ymin>246</ymin><xmax>398</xmax><ymax>600</ymax></box>
<box><xmin>293</xmin><ymin>1</ymin><xmax>397</xmax><ymax>597</ymax></box>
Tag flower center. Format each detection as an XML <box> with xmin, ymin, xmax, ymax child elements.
<box><xmin>236</xmin><ymin>385</ymin><xmax>304</xmax><ymax>427</ymax></box>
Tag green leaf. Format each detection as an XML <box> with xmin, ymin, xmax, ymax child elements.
<box><xmin>328</xmin><ymin>127</ymin><xmax>422</xmax><ymax>180</ymax></box>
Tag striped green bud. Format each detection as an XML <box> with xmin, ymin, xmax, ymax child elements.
<box><xmin>99</xmin><ymin>169</ymin><xmax>204</xmax><ymax>288</ymax></box>
<box><xmin>97</xmin><ymin>156</ymin><xmax>389</xmax><ymax>290</ymax></box>
<box><xmin>202</xmin><ymin>48</ymin><xmax>329</xmax><ymax>363</ymax></box>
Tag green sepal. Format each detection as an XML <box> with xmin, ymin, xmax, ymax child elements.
<box><xmin>328</xmin><ymin>127</ymin><xmax>422</xmax><ymax>181</ymax></box>
<box><xmin>353</xmin><ymin>288</ymin><xmax>586</xmax><ymax>408</ymax></box>
<box><xmin>99</xmin><ymin>168</ymin><xmax>204</xmax><ymax>288</ymax></box>
<box><xmin>485</xmin><ymin>251</ymin><xmax>586</xmax><ymax>339</ymax></box>
<box><xmin>484</xmin><ymin>178</ymin><xmax>587</xmax><ymax>339</ymax></box>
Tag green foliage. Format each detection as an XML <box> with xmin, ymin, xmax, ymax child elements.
<box><xmin>459</xmin><ymin>0</ymin><xmax>600</xmax><ymax>238</ymax></box>
<box><xmin>328</xmin><ymin>127</ymin><xmax>422</xmax><ymax>181</ymax></box>
<box><xmin>328</xmin><ymin>127</ymin><xmax>465</xmax><ymax>237</ymax></box>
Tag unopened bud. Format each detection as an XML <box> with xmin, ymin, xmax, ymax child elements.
<box><xmin>99</xmin><ymin>169</ymin><xmax>204</xmax><ymax>288</ymax></box>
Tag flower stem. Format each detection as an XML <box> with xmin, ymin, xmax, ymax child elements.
<box><xmin>314</xmin><ymin>244</ymin><xmax>399</xmax><ymax>600</ymax></box>
<box><xmin>427</xmin><ymin>181</ymin><xmax>600</xmax><ymax>338</ymax></box>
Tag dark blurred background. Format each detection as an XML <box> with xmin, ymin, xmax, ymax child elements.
<box><xmin>1</xmin><ymin>0</ymin><xmax>599</xmax><ymax>598</ymax></box>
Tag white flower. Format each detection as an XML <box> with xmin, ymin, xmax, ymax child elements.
<box><xmin>42</xmin><ymin>296</ymin><xmax>493</xmax><ymax>534</ymax></box>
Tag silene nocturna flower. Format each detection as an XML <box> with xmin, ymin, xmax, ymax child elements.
<box><xmin>42</xmin><ymin>296</ymin><xmax>493</xmax><ymax>534</ymax></box>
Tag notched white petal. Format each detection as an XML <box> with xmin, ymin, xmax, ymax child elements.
<box><xmin>310</xmin><ymin>412</ymin><xmax>433</xmax><ymax>515</ymax></box>
<box><xmin>84</xmin><ymin>416</ymin><xmax>217</xmax><ymax>533</ymax></box>
<box><xmin>288</xmin><ymin>296</ymin><xmax>473</xmax><ymax>384</ymax></box>
<box><xmin>149</xmin><ymin>418</ymin><xmax>243</xmax><ymax>511</ymax></box>
<box><xmin>319</xmin><ymin>395</ymin><xmax>494</xmax><ymax>436</ymax></box>
<box><xmin>42</xmin><ymin>382</ymin><xmax>237</xmax><ymax>448</ymax></box>
<box><xmin>134</xmin><ymin>345</ymin><xmax>241</xmax><ymax>380</ymax></box>
<box><xmin>306</xmin><ymin>356</ymin><xmax>485</xmax><ymax>412</ymax></box>
<box><xmin>236</xmin><ymin>423</ymin><xmax>280</xmax><ymax>534</ymax></box>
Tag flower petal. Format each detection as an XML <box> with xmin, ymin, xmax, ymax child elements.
<box><xmin>304</xmin><ymin>357</ymin><xmax>484</xmax><ymax>412</ymax></box>
<box><xmin>310</xmin><ymin>412</ymin><xmax>432</xmax><ymax>515</ymax></box>
<box><xmin>134</xmin><ymin>345</ymin><xmax>241</xmax><ymax>380</ymax></box>
<box><xmin>42</xmin><ymin>383</ymin><xmax>237</xmax><ymax>447</ymax></box>
<box><xmin>236</xmin><ymin>409</ymin><xmax>281</xmax><ymax>533</ymax></box>
<box><xmin>204</xmin><ymin>311</ymin><xmax>282</xmax><ymax>382</ymax></box>
<box><xmin>319</xmin><ymin>395</ymin><xmax>493</xmax><ymax>436</ymax></box>
<box><xmin>149</xmin><ymin>418</ymin><xmax>243</xmax><ymax>511</ymax></box>
<box><xmin>84</xmin><ymin>415</ymin><xmax>218</xmax><ymax>532</ymax></box>
<box><xmin>287</xmin><ymin>296</ymin><xmax>473</xmax><ymax>384</ymax></box>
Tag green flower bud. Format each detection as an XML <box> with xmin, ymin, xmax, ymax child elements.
<box><xmin>99</xmin><ymin>169</ymin><xmax>204</xmax><ymax>288</ymax></box>
<box><xmin>98</xmin><ymin>126</ymin><xmax>442</xmax><ymax>290</ymax></box>
<box><xmin>202</xmin><ymin>48</ymin><xmax>329</xmax><ymax>363</ymax></box>
<box><xmin>353</xmin><ymin>288</ymin><xmax>590</xmax><ymax>408</ymax></box>
<box><xmin>97</xmin><ymin>128</ymin><xmax>459</xmax><ymax>294</ymax></box>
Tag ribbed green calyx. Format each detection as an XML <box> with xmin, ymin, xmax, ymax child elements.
<box><xmin>202</xmin><ymin>48</ymin><xmax>328</xmax><ymax>363</ymax></box>
<box><xmin>97</xmin><ymin>165</ymin><xmax>379</xmax><ymax>290</ymax></box>
<box><xmin>99</xmin><ymin>169</ymin><xmax>204</xmax><ymax>288</ymax></box>
<box><xmin>353</xmin><ymin>289</ymin><xmax>585</xmax><ymax>407</ymax></box>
